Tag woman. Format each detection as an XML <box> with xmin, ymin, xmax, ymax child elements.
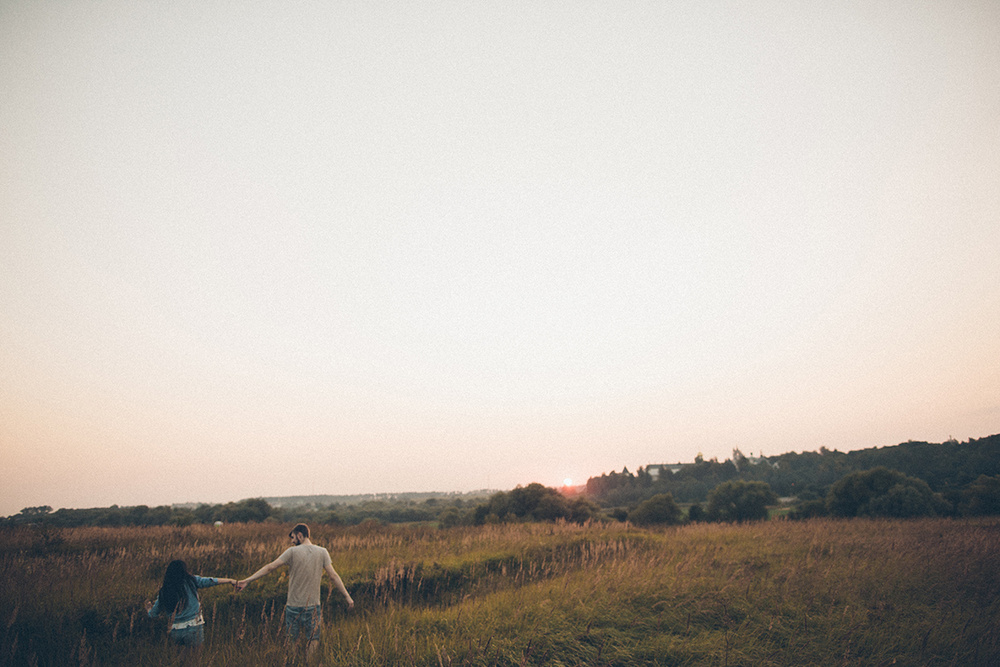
<box><xmin>145</xmin><ymin>560</ymin><xmax>236</xmax><ymax>656</ymax></box>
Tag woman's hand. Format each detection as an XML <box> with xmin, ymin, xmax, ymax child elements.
<box><xmin>144</xmin><ymin>600</ymin><xmax>153</xmax><ymax>613</ymax></box>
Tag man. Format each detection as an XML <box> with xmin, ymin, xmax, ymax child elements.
<box><xmin>237</xmin><ymin>523</ymin><xmax>354</xmax><ymax>661</ymax></box>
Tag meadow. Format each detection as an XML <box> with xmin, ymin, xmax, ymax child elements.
<box><xmin>1</xmin><ymin>518</ymin><xmax>998</xmax><ymax>666</ymax></box>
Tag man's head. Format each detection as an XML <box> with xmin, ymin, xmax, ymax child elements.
<box><xmin>289</xmin><ymin>523</ymin><xmax>310</xmax><ymax>545</ymax></box>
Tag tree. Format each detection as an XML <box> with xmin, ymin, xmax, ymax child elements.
<box><xmin>960</xmin><ymin>475</ymin><xmax>1000</xmax><ymax>516</ymax></box>
<box><xmin>567</xmin><ymin>496</ymin><xmax>602</xmax><ymax>524</ymax></box>
<box><xmin>19</xmin><ymin>506</ymin><xmax>53</xmax><ymax>516</ymax></box>
<box><xmin>472</xmin><ymin>484</ymin><xmax>573</xmax><ymax>524</ymax></box>
<box><xmin>865</xmin><ymin>484</ymin><xmax>940</xmax><ymax>518</ymax></box>
<box><xmin>532</xmin><ymin>493</ymin><xmax>569</xmax><ymax>521</ymax></box>
<box><xmin>628</xmin><ymin>493</ymin><xmax>682</xmax><ymax>526</ymax></box>
<box><xmin>510</xmin><ymin>484</ymin><xmax>548</xmax><ymax>518</ymax></box>
<box><xmin>170</xmin><ymin>509</ymin><xmax>196</xmax><ymax>526</ymax></box>
<box><xmin>218</xmin><ymin>498</ymin><xmax>273</xmax><ymax>523</ymax></box>
<box><xmin>706</xmin><ymin>481</ymin><xmax>777</xmax><ymax>522</ymax></box>
<box><xmin>826</xmin><ymin>467</ymin><xmax>949</xmax><ymax>518</ymax></box>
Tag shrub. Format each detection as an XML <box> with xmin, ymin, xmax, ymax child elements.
<box><xmin>826</xmin><ymin>468</ymin><xmax>949</xmax><ymax>518</ymax></box>
<box><xmin>438</xmin><ymin>507</ymin><xmax>464</xmax><ymax>528</ymax></box>
<box><xmin>566</xmin><ymin>496</ymin><xmax>603</xmax><ymax>524</ymax></box>
<box><xmin>788</xmin><ymin>498</ymin><xmax>828</xmax><ymax>520</ymax></box>
<box><xmin>627</xmin><ymin>493</ymin><xmax>682</xmax><ymax>525</ymax></box>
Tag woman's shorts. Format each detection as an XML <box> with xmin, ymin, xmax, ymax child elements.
<box><xmin>169</xmin><ymin>624</ymin><xmax>205</xmax><ymax>647</ymax></box>
<box><xmin>285</xmin><ymin>605</ymin><xmax>322</xmax><ymax>642</ymax></box>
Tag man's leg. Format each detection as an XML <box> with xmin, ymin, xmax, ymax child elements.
<box><xmin>305</xmin><ymin>605</ymin><xmax>322</xmax><ymax>664</ymax></box>
<box><xmin>284</xmin><ymin>606</ymin><xmax>300</xmax><ymax>650</ymax></box>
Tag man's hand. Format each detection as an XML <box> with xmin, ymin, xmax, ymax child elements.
<box><xmin>235</xmin><ymin>580</ymin><xmax>248</xmax><ymax>593</ymax></box>
<box><xmin>144</xmin><ymin>600</ymin><xmax>153</xmax><ymax>612</ymax></box>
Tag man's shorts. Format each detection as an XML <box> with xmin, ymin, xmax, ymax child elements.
<box><xmin>169</xmin><ymin>624</ymin><xmax>204</xmax><ymax>647</ymax></box>
<box><xmin>285</xmin><ymin>605</ymin><xmax>322</xmax><ymax>642</ymax></box>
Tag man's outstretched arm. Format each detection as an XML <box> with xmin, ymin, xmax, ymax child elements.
<box><xmin>325</xmin><ymin>563</ymin><xmax>354</xmax><ymax>609</ymax></box>
<box><xmin>236</xmin><ymin>559</ymin><xmax>284</xmax><ymax>592</ymax></box>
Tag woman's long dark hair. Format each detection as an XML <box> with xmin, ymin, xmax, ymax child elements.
<box><xmin>157</xmin><ymin>560</ymin><xmax>196</xmax><ymax>614</ymax></box>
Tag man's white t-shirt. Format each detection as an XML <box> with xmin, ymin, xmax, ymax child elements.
<box><xmin>277</xmin><ymin>544</ymin><xmax>332</xmax><ymax>607</ymax></box>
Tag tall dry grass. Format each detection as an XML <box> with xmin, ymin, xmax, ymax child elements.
<box><xmin>1</xmin><ymin>518</ymin><xmax>997</xmax><ymax>665</ymax></box>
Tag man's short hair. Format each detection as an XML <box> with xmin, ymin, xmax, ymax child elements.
<box><xmin>290</xmin><ymin>523</ymin><xmax>310</xmax><ymax>539</ymax></box>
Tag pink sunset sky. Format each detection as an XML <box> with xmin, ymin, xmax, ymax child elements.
<box><xmin>1</xmin><ymin>0</ymin><xmax>998</xmax><ymax>516</ymax></box>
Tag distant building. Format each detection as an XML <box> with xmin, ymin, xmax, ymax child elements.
<box><xmin>745</xmin><ymin>452</ymin><xmax>779</xmax><ymax>469</ymax></box>
<box><xmin>647</xmin><ymin>464</ymin><xmax>688</xmax><ymax>480</ymax></box>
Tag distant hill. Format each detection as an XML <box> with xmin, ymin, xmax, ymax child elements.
<box><xmin>258</xmin><ymin>489</ymin><xmax>498</xmax><ymax>508</ymax></box>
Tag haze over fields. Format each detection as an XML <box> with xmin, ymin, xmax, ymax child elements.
<box><xmin>2</xmin><ymin>1</ymin><xmax>998</xmax><ymax>516</ymax></box>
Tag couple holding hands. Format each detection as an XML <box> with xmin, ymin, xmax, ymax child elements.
<box><xmin>146</xmin><ymin>524</ymin><xmax>353</xmax><ymax>662</ymax></box>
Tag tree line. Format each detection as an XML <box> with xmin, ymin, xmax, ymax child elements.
<box><xmin>7</xmin><ymin>435</ymin><xmax>998</xmax><ymax>529</ymax></box>
<box><xmin>1</xmin><ymin>496</ymin><xmax>479</xmax><ymax>528</ymax></box>
<box><xmin>585</xmin><ymin>434</ymin><xmax>1000</xmax><ymax>520</ymax></box>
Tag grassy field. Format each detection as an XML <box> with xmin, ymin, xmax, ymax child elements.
<box><xmin>1</xmin><ymin>518</ymin><xmax>998</xmax><ymax>666</ymax></box>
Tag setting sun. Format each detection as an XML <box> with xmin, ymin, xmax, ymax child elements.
<box><xmin>563</xmin><ymin>478</ymin><xmax>573</xmax><ymax>487</ymax></box>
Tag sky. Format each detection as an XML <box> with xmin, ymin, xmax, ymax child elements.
<box><xmin>2</xmin><ymin>1</ymin><xmax>999</xmax><ymax>516</ymax></box>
